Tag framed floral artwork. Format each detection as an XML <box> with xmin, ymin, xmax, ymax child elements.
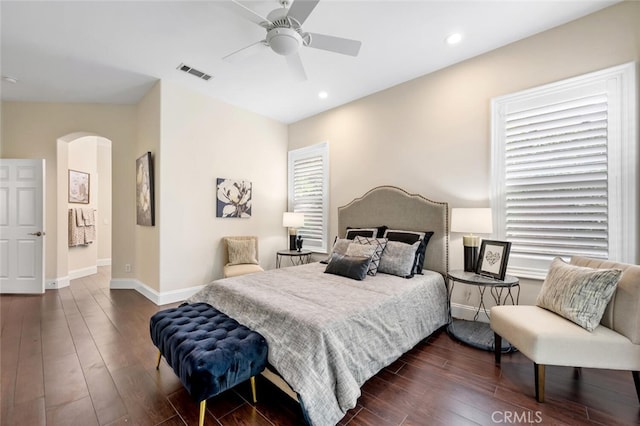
<box><xmin>69</xmin><ymin>169</ymin><xmax>90</xmax><ymax>204</ymax></box>
<box><xmin>136</xmin><ymin>152</ymin><xmax>155</xmax><ymax>226</ymax></box>
<box><xmin>216</xmin><ymin>178</ymin><xmax>252</xmax><ymax>218</ymax></box>
<box><xmin>476</xmin><ymin>240</ymin><xmax>512</xmax><ymax>281</ymax></box>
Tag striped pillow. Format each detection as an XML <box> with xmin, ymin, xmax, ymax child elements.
<box><xmin>536</xmin><ymin>257</ymin><xmax>622</xmax><ymax>331</ymax></box>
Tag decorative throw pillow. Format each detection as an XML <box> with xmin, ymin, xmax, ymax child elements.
<box><xmin>536</xmin><ymin>257</ymin><xmax>622</xmax><ymax>331</ymax></box>
<box><xmin>353</xmin><ymin>236</ymin><xmax>388</xmax><ymax>276</ymax></box>
<box><xmin>378</xmin><ymin>241</ymin><xmax>420</xmax><ymax>278</ymax></box>
<box><xmin>383</xmin><ymin>230</ymin><xmax>434</xmax><ymax>274</ymax></box>
<box><xmin>345</xmin><ymin>243</ymin><xmax>376</xmax><ymax>259</ymax></box>
<box><xmin>324</xmin><ymin>253</ymin><xmax>372</xmax><ymax>281</ymax></box>
<box><xmin>226</xmin><ymin>239</ymin><xmax>258</xmax><ymax>265</ymax></box>
<box><xmin>321</xmin><ymin>238</ymin><xmax>351</xmax><ymax>264</ymax></box>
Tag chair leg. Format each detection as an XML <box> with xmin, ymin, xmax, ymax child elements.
<box><xmin>633</xmin><ymin>371</ymin><xmax>640</xmax><ymax>404</ymax></box>
<box><xmin>534</xmin><ymin>363</ymin><xmax>545</xmax><ymax>402</ymax></box>
<box><xmin>494</xmin><ymin>333</ymin><xmax>502</xmax><ymax>365</ymax></box>
<box><xmin>155</xmin><ymin>350</ymin><xmax>162</xmax><ymax>370</ymax></box>
<box><xmin>199</xmin><ymin>400</ymin><xmax>206</xmax><ymax>426</ymax></box>
<box><xmin>250</xmin><ymin>376</ymin><xmax>257</xmax><ymax>404</ymax></box>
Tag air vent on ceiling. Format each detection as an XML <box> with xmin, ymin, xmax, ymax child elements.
<box><xmin>177</xmin><ymin>63</ymin><xmax>213</xmax><ymax>81</ymax></box>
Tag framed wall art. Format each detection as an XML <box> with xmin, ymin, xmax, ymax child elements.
<box><xmin>136</xmin><ymin>152</ymin><xmax>155</xmax><ymax>226</ymax></box>
<box><xmin>476</xmin><ymin>239</ymin><xmax>512</xmax><ymax>281</ymax></box>
<box><xmin>68</xmin><ymin>169</ymin><xmax>90</xmax><ymax>204</ymax></box>
<box><xmin>216</xmin><ymin>178</ymin><xmax>252</xmax><ymax>218</ymax></box>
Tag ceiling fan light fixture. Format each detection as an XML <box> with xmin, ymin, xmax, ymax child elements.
<box><xmin>267</xmin><ymin>27</ymin><xmax>303</xmax><ymax>56</ymax></box>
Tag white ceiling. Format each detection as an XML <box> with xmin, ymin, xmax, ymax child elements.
<box><xmin>1</xmin><ymin>0</ymin><xmax>619</xmax><ymax>124</ymax></box>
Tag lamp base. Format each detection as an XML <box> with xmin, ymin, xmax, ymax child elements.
<box><xmin>463</xmin><ymin>246</ymin><xmax>479</xmax><ymax>272</ymax></box>
<box><xmin>289</xmin><ymin>234</ymin><xmax>297</xmax><ymax>251</ymax></box>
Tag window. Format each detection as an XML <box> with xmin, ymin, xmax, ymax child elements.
<box><xmin>288</xmin><ymin>142</ymin><xmax>329</xmax><ymax>253</ymax></box>
<box><xmin>491</xmin><ymin>63</ymin><xmax>636</xmax><ymax>279</ymax></box>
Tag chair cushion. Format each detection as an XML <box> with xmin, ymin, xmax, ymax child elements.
<box><xmin>150</xmin><ymin>303</ymin><xmax>268</xmax><ymax>402</ymax></box>
<box><xmin>223</xmin><ymin>263</ymin><xmax>264</xmax><ymax>278</ymax></box>
<box><xmin>536</xmin><ymin>257</ymin><xmax>621</xmax><ymax>331</ymax></box>
<box><xmin>491</xmin><ymin>305</ymin><xmax>640</xmax><ymax>370</ymax></box>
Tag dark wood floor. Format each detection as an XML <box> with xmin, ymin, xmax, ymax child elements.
<box><xmin>1</xmin><ymin>267</ymin><xmax>638</xmax><ymax>426</ymax></box>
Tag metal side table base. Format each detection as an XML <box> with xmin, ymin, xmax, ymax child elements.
<box><xmin>447</xmin><ymin>319</ymin><xmax>516</xmax><ymax>353</ymax></box>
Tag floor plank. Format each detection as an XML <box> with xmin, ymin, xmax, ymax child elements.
<box><xmin>1</xmin><ymin>266</ymin><xmax>638</xmax><ymax>425</ymax></box>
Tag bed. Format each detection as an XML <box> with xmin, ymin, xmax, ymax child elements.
<box><xmin>188</xmin><ymin>186</ymin><xmax>449</xmax><ymax>425</ymax></box>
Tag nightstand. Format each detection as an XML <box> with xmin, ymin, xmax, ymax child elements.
<box><xmin>276</xmin><ymin>249</ymin><xmax>312</xmax><ymax>268</ymax></box>
<box><xmin>447</xmin><ymin>270</ymin><xmax>519</xmax><ymax>352</ymax></box>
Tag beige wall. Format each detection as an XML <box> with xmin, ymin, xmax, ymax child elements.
<box><xmin>159</xmin><ymin>81</ymin><xmax>288</xmax><ymax>292</ymax></box>
<box><xmin>134</xmin><ymin>82</ymin><xmax>161</xmax><ymax>291</ymax></box>
<box><xmin>97</xmin><ymin>139</ymin><xmax>112</xmax><ymax>264</ymax></box>
<box><xmin>1</xmin><ymin>103</ymin><xmax>137</xmax><ymax>285</ymax></box>
<box><xmin>288</xmin><ymin>1</ymin><xmax>640</xmax><ymax>307</ymax></box>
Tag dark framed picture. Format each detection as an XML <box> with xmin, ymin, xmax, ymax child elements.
<box><xmin>216</xmin><ymin>178</ymin><xmax>252</xmax><ymax>218</ymax></box>
<box><xmin>68</xmin><ymin>169</ymin><xmax>90</xmax><ymax>204</ymax></box>
<box><xmin>136</xmin><ymin>152</ymin><xmax>155</xmax><ymax>226</ymax></box>
<box><xmin>476</xmin><ymin>240</ymin><xmax>512</xmax><ymax>280</ymax></box>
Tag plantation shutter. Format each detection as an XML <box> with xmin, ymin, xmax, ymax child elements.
<box><xmin>504</xmin><ymin>94</ymin><xmax>609</xmax><ymax>261</ymax></box>
<box><xmin>492</xmin><ymin>63</ymin><xmax>637</xmax><ymax>279</ymax></box>
<box><xmin>288</xmin><ymin>143</ymin><xmax>329</xmax><ymax>252</ymax></box>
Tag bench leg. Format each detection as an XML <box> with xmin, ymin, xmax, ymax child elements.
<box><xmin>633</xmin><ymin>371</ymin><xmax>640</xmax><ymax>404</ymax></box>
<box><xmin>250</xmin><ymin>376</ymin><xmax>257</xmax><ymax>404</ymax></box>
<box><xmin>155</xmin><ymin>350</ymin><xmax>162</xmax><ymax>370</ymax></box>
<box><xmin>199</xmin><ymin>400</ymin><xmax>206</xmax><ymax>426</ymax></box>
<box><xmin>534</xmin><ymin>363</ymin><xmax>545</xmax><ymax>402</ymax></box>
<box><xmin>494</xmin><ymin>333</ymin><xmax>502</xmax><ymax>365</ymax></box>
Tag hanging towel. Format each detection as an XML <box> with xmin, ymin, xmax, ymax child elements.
<box><xmin>75</xmin><ymin>208</ymin><xmax>85</xmax><ymax>227</ymax></box>
<box><xmin>69</xmin><ymin>209</ymin><xmax>83</xmax><ymax>247</ymax></box>
<box><xmin>82</xmin><ymin>208</ymin><xmax>95</xmax><ymax>226</ymax></box>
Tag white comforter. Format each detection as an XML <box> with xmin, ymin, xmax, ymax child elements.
<box><xmin>188</xmin><ymin>262</ymin><xmax>448</xmax><ymax>425</ymax></box>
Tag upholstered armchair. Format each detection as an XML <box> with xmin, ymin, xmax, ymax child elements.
<box><xmin>222</xmin><ymin>236</ymin><xmax>264</xmax><ymax>278</ymax></box>
<box><xmin>491</xmin><ymin>256</ymin><xmax>640</xmax><ymax>404</ymax></box>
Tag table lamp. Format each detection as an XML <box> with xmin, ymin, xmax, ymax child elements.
<box><xmin>283</xmin><ymin>212</ymin><xmax>305</xmax><ymax>251</ymax></box>
<box><xmin>451</xmin><ymin>208</ymin><xmax>493</xmax><ymax>272</ymax></box>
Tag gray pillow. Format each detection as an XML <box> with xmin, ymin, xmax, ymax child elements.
<box><xmin>324</xmin><ymin>253</ymin><xmax>372</xmax><ymax>281</ymax></box>
<box><xmin>321</xmin><ymin>238</ymin><xmax>351</xmax><ymax>264</ymax></box>
<box><xmin>536</xmin><ymin>257</ymin><xmax>622</xmax><ymax>331</ymax></box>
<box><xmin>353</xmin><ymin>236</ymin><xmax>388</xmax><ymax>276</ymax></box>
<box><xmin>378</xmin><ymin>241</ymin><xmax>420</xmax><ymax>278</ymax></box>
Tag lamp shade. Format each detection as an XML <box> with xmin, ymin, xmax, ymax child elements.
<box><xmin>451</xmin><ymin>208</ymin><xmax>493</xmax><ymax>234</ymax></box>
<box><xmin>282</xmin><ymin>212</ymin><xmax>305</xmax><ymax>228</ymax></box>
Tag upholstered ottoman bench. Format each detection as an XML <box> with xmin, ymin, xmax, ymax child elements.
<box><xmin>150</xmin><ymin>303</ymin><xmax>268</xmax><ymax>426</ymax></box>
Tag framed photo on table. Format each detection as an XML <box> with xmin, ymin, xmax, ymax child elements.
<box><xmin>476</xmin><ymin>240</ymin><xmax>511</xmax><ymax>281</ymax></box>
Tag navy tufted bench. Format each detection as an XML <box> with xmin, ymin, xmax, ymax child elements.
<box><xmin>150</xmin><ymin>303</ymin><xmax>268</xmax><ymax>426</ymax></box>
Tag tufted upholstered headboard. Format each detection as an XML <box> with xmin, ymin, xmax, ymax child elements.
<box><xmin>337</xmin><ymin>186</ymin><xmax>449</xmax><ymax>277</ymax></box>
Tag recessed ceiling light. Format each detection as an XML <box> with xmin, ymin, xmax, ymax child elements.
<box><xmin>2</xmin><ymin>76</ymin><xmax>18</xmax><ymax>84</ymax></box>
<box><xmin>318</xmin><ymin>91</ymin><xmax>328</xmax><ymax>99</ymax></box>
<box><xmin>445</xmin><ymin>33</ymin><xmax>463</xmax><ymax>45</ymax></box>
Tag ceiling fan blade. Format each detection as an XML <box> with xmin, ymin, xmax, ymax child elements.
<box><xmin>287</xmin><ymin>0</ymin><xmax>320</xmax><ymax>25</ymax></box>
<box><xmin>286</xmin><ymin>53</ymin><xmax>307</xmax><ymax>81</ymax></box>
<box><xmin>225</xmin><ymin>0</ymin><xmax>272</xmax><ymax>28</ymax></box>
<box><xmin>223</xmin><ymin>40</ymin><xmax>268</xmax><ymax>63</ymax></box>
<box><xmin>307</xmin><ymin>33</ymin><xmax>362</xmax><ymax>56</ymax></box>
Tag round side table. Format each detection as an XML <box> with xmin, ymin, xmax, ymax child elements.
<box><xmin>447</xmin><ymin>270</ymin><xmax>519</xmax><ymax>352</ymax></box>
<box><xmin>276</xmin><ymin>249</ymin><xmax>312</xmax><ymax>268</ymax></box>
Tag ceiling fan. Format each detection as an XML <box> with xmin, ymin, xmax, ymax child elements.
<box><xmin>223</xmin><ymin>0</ymin><xmax>362</xmax><ymax>81</ymax></box>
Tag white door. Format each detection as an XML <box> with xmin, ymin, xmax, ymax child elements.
<box><xmin>0</xmin><ymin>159</ymin><xmax>45</xmax><ymax>294</ymax></box>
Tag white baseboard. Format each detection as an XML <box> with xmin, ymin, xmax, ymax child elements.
<box><xmin>97</xmin><ymin>258</ymin><xmax>112</xmax><ymax>266</ymax></box>
<box><xmin>46</xmin><ymin>276</ymin><xmax>70</xmax><ymax>290</ymax></box>
<box><xmin>451</xmin><ymin>302</ymin><xmax>490</xmax><ymax>324</ymax></box>
<box><xmin>109</xmin><ymin>278</ymin><xmax>205</xmax><ymax>306</ymax></box>
<box><xmin>69</xmin><ymin>266</ymin><xmax>98</xmax><ymax>280</ymax></box>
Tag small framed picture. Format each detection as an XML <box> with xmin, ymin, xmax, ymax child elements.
<box><xmin>476</xmin><ymin>240</ymin><xmax>512</xmax><ymax>280</ymax></box>
<box><xmin>68</xmin><ymin>170</ymin><xmax>90</xmax><ymax>204</ymax></box>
